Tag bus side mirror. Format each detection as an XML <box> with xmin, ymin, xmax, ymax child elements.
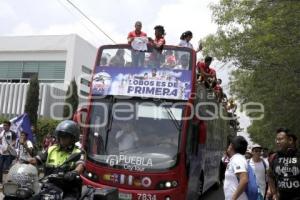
<box><xmin>73</xmin><ymin>107</ymin><xmax>88</xmax><ymax>126</ymax></box>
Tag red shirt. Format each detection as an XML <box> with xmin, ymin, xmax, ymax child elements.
<box><xmin>127</xmin><ymin>30</ymin><xmax>147</xmax><ymax>43</ymax></box>
<box><xmin>153</xmin><ymin>36</ymin><xmax>165</xmax><ymax>50</ymax></box>
<box><xmin>209</xmin><ymin>68</ymin><xmax>216</xmax><ymax>75</ymax></box>
<box><xmin>166</xmin><ymin>55</ymin><xmax>176</xmax><ymax>64</ymax></box>
<box><xmin>214</xmin><ymin>84</ymin><xmax>222</xmax><ymax>92</ymax></box>
<box><xmin>149</xmin><ymin>36</ymin><xmax>165</xmax><ymax>61</ymax></box>
<box><xmin>197</xmin><ymin>62</ymin><xmax>210</xmax><ymax>73</ymax></box>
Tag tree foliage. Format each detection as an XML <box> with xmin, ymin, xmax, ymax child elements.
<box><xmin>63</xmin><ymin>78</ymin><xmax>79</xmax><ymax>119</ymax></box>
<box><xmin>36</xmin><ymin>118</ymin><xmax>60</xmax><ymax>150</ymax></box>
<box><xmin>203</xmin><ymin>0</ymin><xmax>300</xmax><ymax>149</ymax></box>
<box><xmin>24</xmin><ymin>75</ymin><xmax>40</xmax><ymax>127</ymax></box>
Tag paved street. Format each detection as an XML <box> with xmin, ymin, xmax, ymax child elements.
<box><xmin>202</xmin><ymin>185</ymin><xmax>224</xmax><ymax>200</ymax></box>
<box><xmin>0</xmin><ymin>183</ymin><xmax>225</xmax><ymax>200</ymax></box>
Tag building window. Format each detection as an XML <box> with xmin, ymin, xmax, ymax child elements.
<box><xmin>0</xmin><ymin>61</ymin><xmax>65</xmax><ymax>83</ymax></box>
<box><xmin>22</xmin><ymin>72</ymin><xmax>38</xmax><ymax>79</ymax></box>
<box><xmin>82</xmin><ymin>65</ymin><xmax>92</xmax><ymax>74</ymax></box>
<box><xmin>80</xmin><ymin>90</ymin><xmax>89</xmax><ymax>97</ymax></box>
<box><xmin>80</xmin><ymin>78</ymin><xmax>90</xmax><ymax>86</ymax></box>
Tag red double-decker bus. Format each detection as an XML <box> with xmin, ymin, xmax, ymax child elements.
<box><xmin>77</xmin><ymin>44</ymin><xmax>234</xmax><ymax>200</ymax></box>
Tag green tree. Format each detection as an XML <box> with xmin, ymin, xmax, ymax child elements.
<box><xmin>24</xmin><ymin>75</ymin><xmax>39</xmax><ymax>127</ymax></box>
<box><xmin>36</xmin><ymin>118</ymin><xmax>60</xmax><ymax>150</ymax></box>
<box><xmin>203</xmin><ymin>0</ymin><xmax>300</xmax><ymax>148</ymax></box>
<box><xmin>63</xmin><ymin>78</ymin><xmax>79</xmax><ymax>119</ymax></box>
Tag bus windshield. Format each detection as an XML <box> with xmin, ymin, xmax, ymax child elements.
<box><xmin>87</xmin><ymin>99</ymin><xmax>183</xmax><ymax>171</ymax></box>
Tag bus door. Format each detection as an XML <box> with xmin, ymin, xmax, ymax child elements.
<box><xmin>186</xmin><ymin>119</ymin><xmax>207</xmax><ymax>199</ymax></box>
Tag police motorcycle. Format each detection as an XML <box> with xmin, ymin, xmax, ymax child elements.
<box><xmin>3</xmin><ymin>152</ymin><xmax>83</xmax><ymax>200</ymax></box>
<box><xmin>3</xmin><ymin>153</ymin><xmax>119</xmax><ymax>200</ymax></box>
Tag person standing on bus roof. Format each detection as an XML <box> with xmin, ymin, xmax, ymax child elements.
<box><xmin>197</xmin><ymin>56</ymin><xmax>215</xmax><ymax>83</ymax></box>
<box><xmin>127</xmin><ymin>21</ymin><xmax>147</xmax><ymax>67</ymax></box>
<box><xmin>178</xmin><ymin>31</ymin><xmax>203</xmax><ymax>52</ymax></box>
<box><xmin>178</xmin><ymin>31</ymin><xmax>194</xmax><ymax>49</ymax></box>
<box><xmin>148</xmin><ymin>25</ymin><xmax>166</xmax><ymax>51</ymax></box>
<box><xmin>224</xmin><ymin>136</ymin><xmax>249</xmax><ymax>200</ymax></box>
<box><xmin>148</xmin><ymin>25</ymin><xmax>166</xmax><ymax>67</ymax></box>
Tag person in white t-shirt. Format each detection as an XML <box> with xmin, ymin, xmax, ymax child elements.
<box><xmin>178</xmin><ymin>31</ymin><xmax>194</xmax><ymax>49</ymax></box>
<box><xmin>17</xmin><ymin>131</ymin><xmax>34</xmax><ymax>162</ymax></box>
<box><xmin>0</xmin><ymin>120</ymin><xmax>17</xmax><ymax>184</ymax></box>
<box><xmin>224</xmin><ymin>136</ymin><xmax>249</xmax><ymax>200</ymax></box>
<box><xmin>249</xmin><ymin>144</ymin><xmax>269</xmax><ymax>199</ymax></box>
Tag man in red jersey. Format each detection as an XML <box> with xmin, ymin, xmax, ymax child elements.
<box><xmin>128</xmin><ymin>21</ymin><xmax>147</xmax><ymax>67</ymax></box>
<box><xmin>197</xmin><ymin>56</ymin><xmax>214</xmax><ymax>81</ymax></box>
<box><xmin>197</xmin><ymin>56</ymin><xmax>217</xmax><ymax>88</ymax></box>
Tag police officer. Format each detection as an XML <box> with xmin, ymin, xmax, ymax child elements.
<box><xmin>29</xmin><ymin>120</ymin><xmax>85</xmax><ymax>200</ymax></box>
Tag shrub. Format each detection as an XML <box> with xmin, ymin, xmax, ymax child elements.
<box><xmin>0</xmin><ymin>116</ymin><xmax>8</xmax><ymax>124</ymax></box>
<box><xmin>36</xmin><ymin>118</ymin><xmax>60</xmax><ymax>150</ymax></box>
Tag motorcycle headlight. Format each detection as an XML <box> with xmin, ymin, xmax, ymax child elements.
<box><xmin>3</xmin><ymin>182</ymin><xmax>18</xmax><ymax>196</ymax></box>
<box><xmin>16</xmin><ymin>187</ymin><xmax>34</xmax><ymax>199</ymax></box>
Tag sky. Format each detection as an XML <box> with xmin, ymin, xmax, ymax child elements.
<box><xmin>0</xmin><ymin>0</ymin><xmax>219</xmax><ymax>47</ymax></box>
<box><xmin>0</xmin><ymin>0</ymin><xmax>252</xmax><ymax>142</ymax></box>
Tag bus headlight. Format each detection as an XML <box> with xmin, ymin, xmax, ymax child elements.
<box><xmin>156</xmin><ymin>180</ymin><xmax>178</xmax><ymax>189</ymax></box>
<box><xmin>165</xmin><ymin>182</ymin><xmax>172</xmax><ymax>188</ymax></box>
<box><xmin>83</xmin><ymin>171</ymin><xmax>99</xmax><ymax>182</ymax></box>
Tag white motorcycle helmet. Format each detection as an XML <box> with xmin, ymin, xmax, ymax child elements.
<box><xmin>4</xmin><ymin>163</ymin><xmax>40</xmax><ymax>198</ymax></box>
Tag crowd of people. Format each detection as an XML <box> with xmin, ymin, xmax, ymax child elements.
<box><xmin>1</xmin><ymin>122</ymin><xmax>299</xmax><ymax>200</ymax></box>
<box><xmin>106</xmin><ymin>21</ymin><xmax>229</xmax><ymax>99</ymax></box>
<box><xmin>222</xmin><ymin>128</ymin><xmax>300</xmax><ymax>200</ymax></box>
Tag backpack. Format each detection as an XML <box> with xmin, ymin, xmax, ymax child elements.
<box><xmin>245</xmin><ymin>163</ymin><xmax>260</xmax><ymax>200</ymax></box>
<box><xmin>237</xmin><ymin>162</ymin><xmax>259</xmax><ymax>200</ymax></box>
<box><xmin>248</xmin><ymin>159</ymin><xmax>268</xmax><ymax>200</ymax></box>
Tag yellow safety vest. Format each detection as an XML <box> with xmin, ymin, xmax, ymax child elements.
<box><xmin>46</xmin><ymin>145</ymin><xmax>81</xmax><ymax>169</ymax></box>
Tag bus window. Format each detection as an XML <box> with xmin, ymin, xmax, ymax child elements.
<box><xmin>99</xmin><ymin>47</ymin><xmax>192</xmax><ymax>70</ymax></box>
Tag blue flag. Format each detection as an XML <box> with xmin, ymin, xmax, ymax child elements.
<box><xmin>10</xmin><ymin>113</ymin><xmax>33</xmax><ymax>142</ymax></box>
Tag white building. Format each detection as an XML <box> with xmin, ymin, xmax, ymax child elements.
<box><xmin>0</xmin><ymin>34</ymin><xmax>97</xmax><ymax>119</ymax></box>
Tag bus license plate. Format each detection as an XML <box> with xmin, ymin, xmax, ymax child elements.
<box><xmin>119</xmin><ymin>192</ymin><xmax>132</xmax><ymax>200</ymax></box>
<box><xmin>137</xmin><ymin>193</ymin><xmax>157</xmax><ymax>200</ymax></box>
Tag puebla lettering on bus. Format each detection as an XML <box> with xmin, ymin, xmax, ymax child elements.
<box><xmin>106</xmin><ymin>155</ymin><xmax>153</xmax><ymax>167</ymax></box>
